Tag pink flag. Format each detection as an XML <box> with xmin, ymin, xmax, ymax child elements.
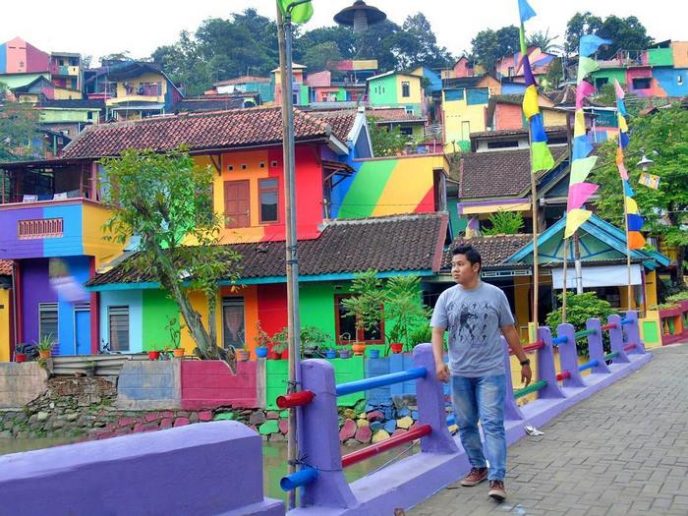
<box><xmin>567</xmin><ymin>182</ymin><xmax>599</xmax><ymax>211</ymax></box>
<box><xmin>617</xmin><ymin>162</ymin><xmax>629</xmax><ymax>180</ymax></box>
<box><xmin>576</xmin><ymin>80</ymin><xmax>595</xmax><ymax>109</ymax></box>
<box><xmin>614</xmin><ymin>79</ymin><xmax>625</xmax><ymax>99</ymax></box>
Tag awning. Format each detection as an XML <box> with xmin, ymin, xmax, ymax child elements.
<box><xmin>552</xmin><ymin>264</ymin><xmax>641</xmax><ymax>289</ymax></box>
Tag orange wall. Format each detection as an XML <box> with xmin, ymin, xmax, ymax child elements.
<box><xmin>494</xmin><ymin>104</ymin><xmax>524</xmax><ymax>130</ymax></box>
<box><xmin>212</xmin><ymin>144</ymin><xmax>324</xmax><ymax>244</ymax></box>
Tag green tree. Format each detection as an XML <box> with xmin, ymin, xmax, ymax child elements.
<box><xmin>392</xmin><ymin>13</ymin><xmax>453</xmax><ymax>70</ymax></box>
<box><xmin>367</xmin><ymin>117</ymin><xmax>408</xmax><ymax>157</ymax></box>
<box><xmin>471</xmin><ymin>25</ymin><xmax>520</xmax><ymax>71</ymax></box>
<box><xmin>152</xmin><ymin>31</ymin><xmax>211</xmax><ymax>97</ymax></box>
<box><xmin>301</xmin><ymin>41</ymin><xmax>342</xmax><ymax>72</ymax></box>
<box><xmin>546</xmin><ymin>292</ymin><xmax>617</xmax><ymax>355</ymax></box>
<box><xmin>100</xmin><ymin>148</ymin><xmax>242</xmax><ymax>364</ymax></box>
<box><xmin>527</xmin><ymin>29</ymin><xmax>563</xmax><ymax>54</ymax></box>
<box><xmin>0</xmin><ymin>86</ymin><xmax>40</xmax><ymax>161</ymax></box>
<box><xmin>591</xmin><ymin>106</ymin><xmax>688</xmax><ymax>275</ymax></box>
<box><xmin>565</xmin><ymin>12</ymin><xmax>652</xmax><ymax>58</ymax></box>
<box><xmin>482</xmin><ymin>211</ymin><xmax>525</xmax><ymax>236</ymax></box>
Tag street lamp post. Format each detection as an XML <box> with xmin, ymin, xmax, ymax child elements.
<box><xmin>276</xmin><ymin>1</ymin><xmax>386</xmax><ymax>508</ymax></box>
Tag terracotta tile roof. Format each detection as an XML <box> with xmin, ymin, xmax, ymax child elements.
<box><xmin>61</xmin><ymin>107</ymin><xmax>352</xmax><ymax>159</ymax></box>
<box><xmin>308</xmin><ymin>109</ymin><xmax>358</xmax><ymax>142</ymax></box>
<box><xmin>470</xmin><ymin>126</ymin><xmax>568</xmax><ymax>139</ymax></box>
<box><xmin>442</xmin><ymin>234</ymin><xmax>532</xmax><ymax>270</ymax></box>
<box><xmin>367</xmin><ymin>108</ymin><xmax>426</xmax><ymax>123</ymax></box>
<box><xmin>0</xmin><ymin>260</ymin><xmax>12</xmax><ymax>276</ymax></box>
<box><xmin>458</xmin><ymin>146</ymin><xmax>568</xmax><ymax>199</ymax></box>
<box><xmin>87</xmin><ymin>213</ymin><xmax>448</xmax><ymax>287</ymax></box>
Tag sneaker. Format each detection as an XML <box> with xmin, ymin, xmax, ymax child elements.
<box><xmin>488</xmin><ymin>480</ymin><xmax>506</xmax><ymax>502</ymax></box>
<box><xmin>460</xmin><ymin>467</ymin><xmax>488</xmax><ymax>487</ymax></box>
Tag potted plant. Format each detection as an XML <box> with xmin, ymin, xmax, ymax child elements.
<box><xmin>325</xmin><ymin>348</ymin><xmax>338</xmax><ymax>359</ymax></box>
<box><xmin>236</xmin><ymin>349</ymin><xmax>250</xmax><ymax>361</ymax></box>
<box><xmin>165</xmin><ymin>317</ymin><xmax>186</xmax><ymax>358</ymax></box>
<box><xmin>384</xmin><ymin>276</ymin><xmax>431</xmax><ymax>353</ymax></box>
<box><xmin>36</xmin><ymin>334</ymin><xmax>56</xmax><ymax>359</ymax></box>
<box><xmin>148</xmin><ymin>349</ymin><xmax>161</xmax><ymax>360</ymax></box>
<box><xmin>339</xmin><ymin>348</ymin><xmax>351</xmax><ymax>359</ymax></box>
<box><xmin>341</xmin><ymin>270</ymin><xmax>386</xmax><ymax>355</ymax></box>
<box><xmin>254</xmin><ymin>321</ymin><xmax>272</xmax><ymax>359</ymax></box>
<box><xmin>300</xmin><ymin>326</ymin><xmax>331</xmax><ymax>358</ymax></box>
<box><xmin>272</xmin><ymin>327</ymin><xmax>289</xmax><ymax>360</ymax></box>
<box><xmin>15</xmin><ymin>343</ymin><xmax>34</xmax><ymax>363</ymax></box>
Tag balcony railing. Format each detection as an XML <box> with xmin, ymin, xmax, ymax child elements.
<box><xmin>18</xmin><ymin>218</ymin><xmax>64</xmax><ymax>239</ymax></box>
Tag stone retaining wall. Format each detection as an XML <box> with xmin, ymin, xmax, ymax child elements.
<box><xmin>0</xmin><ymin>363</ymin><xmax>48</xmax><ymax>408</ymax></box>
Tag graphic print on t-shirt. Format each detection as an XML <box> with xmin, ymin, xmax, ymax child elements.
<box><xmin>447</xmin><ymin>300</ymin><xmax>491</xmax><ymax>346</ymax></box>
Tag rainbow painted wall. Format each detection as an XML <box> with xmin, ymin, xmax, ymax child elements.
<box><xmin>333</xmin><ymin>154</ymin><xmax>446</xmax><ymax>219</ymax></box>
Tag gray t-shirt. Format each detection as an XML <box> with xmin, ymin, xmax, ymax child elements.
<box><xmin>430</xmin><ymin>281</ymin><xmax>515</xmax><ymax>377</ymax></box>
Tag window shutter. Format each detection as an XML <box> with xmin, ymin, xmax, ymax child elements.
<box><xmin>224</xmin><ymin>180</ymin><xmax>250</xmax><ymax>228</ymax></box>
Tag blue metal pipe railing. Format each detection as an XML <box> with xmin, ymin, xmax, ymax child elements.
<box><xmin>280</xmin><ymin>467</ymin><xmax>319</xmax><ymax>491</ymax></box>
<box><xmin>335</xmin><ymin>367</ymin><xmax>427</xmax><ymax>397</ymax></box>
<box><xmin>552</xmin><ymin>335</ymin><xmax>569</xmax><ymax>345</ymax></box>
<box><xmin>578</xmin><ymin>359</ymin><xmax>600</xmax><ymax>372</ymax></box>
<box><xmin>620</xmin><ymin>317</ymin><xmax>633</xmax><ymax>326</ymax></box>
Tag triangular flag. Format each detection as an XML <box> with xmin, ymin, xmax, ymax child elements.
<box><xmin>614</xmin><ymin>79</ymin><xmax>625</xmax><ymax>99</ymax></box>
<box><xmin>576</xmin><ymin>80</ymin><xmax>595</xmax><ymax>109</ymax></box>
<box><xmin>626</xmin><ymin>196</ymin><xmax>639</xmax><ymax>214</ymax></box>
<box><xmin>623</xmin><ymin>180</ymin><xmax>635</xmax><ymax>197</ymax></box>
<box><xmin>627</xmin><ymin>213</ymin><xmax>644</xmax><ymax>231</ymax></box>
<box><xmin>568</xmin><ymin>182</ymin><xmax>599</xmax><ymax>210</ymax></box>
<box><xmin>617</xmin><ymin>162</ymin><xmax>629</xmax><ymax>180</ymax></box>
<box><xmin>518</xmin><ymin>0</ymin><xmax>536</xmax><ymax>23</ymax></box>
<box><xmin>522</xmin><ymin>84</ymin><xmax>539</xmax><ymax>118</ymax></box>
<box><xmin>579</xmin><ymin>35</ymin><xmax>612</xmax><ymax>57</ymax></box>
<box><xmin>574</xmin><ymin>110</ymin><xmax>587</xmax><ymax>137</ymax></box>
<box><xmin>577</xmin><ymin>56</ymin><xmax>600</xmax><ymax>83</ymax></box>
<box><xmin>628</xmin><ymin>231</ymin><xmax>646</xmax><ymax>250</ymax></box>
<box><xmin>570</xmin><ymin>156</ymin><xmax>598</xmax><ymax>184</ymax></box>
<box><xmin>531</xmin><ymin>141</ymin><xmax>555</xmax><ymax>172</ymax></box>
<box><xmin>565</xmin><ymin>208</ymin><xmax>592</xmax><ymax>238</ymax></box>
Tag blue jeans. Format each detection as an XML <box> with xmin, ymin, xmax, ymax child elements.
<box><xmin>451</xmin><ymin>374</ymin><xmax>506</xmax><ymax>481</ymax></box>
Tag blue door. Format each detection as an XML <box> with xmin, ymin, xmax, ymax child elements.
<box><xmin>75</xmin><ymin>309</ymin><xmax>91</xmax><ymax>355</ymax></box>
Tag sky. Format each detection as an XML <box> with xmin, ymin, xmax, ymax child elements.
<box><xmin>1</xmin><ymin>1</ymin><xmax>686</xmax><ymax>64</ymax></box>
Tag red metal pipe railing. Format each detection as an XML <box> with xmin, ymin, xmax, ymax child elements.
<box><xmin>510</xmin><ymin>340</ymin><xmax>544</xmax><ymax>355</ymax></box>
<box><xmin>601</xmin><ymin>323</ymin><xmax>618</xmax><ymax>331</ymax></box>
<box><xmin>276</xmin><ymin>390</ymin><xmax>315</xmax><ymax>409</ymax></box>
<box><xmin>341</xmin><ymin>424</ymin><xmax>432</xmax><ymax>468</ymax></box>
<box><xmin>556</xmin><ymin>370</ymin><xmax>571</xmax><ymax>382</ymax></box>
<box><xmin>623</xmin><ymin>343</ymin><xmax>637</xmax><ymax>352</ymax></box>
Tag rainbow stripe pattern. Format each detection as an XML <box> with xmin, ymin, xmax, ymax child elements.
<box><xmin>517</xmin><ymin>0</ymin><xmax>554</xmax><ymax>173</ymax></box>
<box><xmin>614</xmin><ymin>80</ymin><xmax>646</xmax><ymax>249</ymax></box>
<box><xmin>564</xmin><ymin>35</ymin><xmax>610</xmax><ymax>238</ymax></box>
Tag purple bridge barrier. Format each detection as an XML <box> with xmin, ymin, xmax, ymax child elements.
<box><xmin>0</xmin><ymin>312</ymin><xmax>650</xmax><ymax>515</ymax></box>
<box><xmin>281</xmin><ymin>311</ymin><xmax>651</xmax><ymax>515</ymax></box>
<box><xmin>0</xmin><ymin>421</ymin><xmax>284</xmax><ymax>516</ymax></box>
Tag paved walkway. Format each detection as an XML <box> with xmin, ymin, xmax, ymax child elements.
<box><xmin>411</xmin><ymin>345</ymin><xmax>688</xmax><ymax>515</ymax></box>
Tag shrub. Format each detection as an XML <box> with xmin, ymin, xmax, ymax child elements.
<box><xmin>546</xmin><ymin>292</ymin><xmax>617</xmax><ymax>356</ymax></box>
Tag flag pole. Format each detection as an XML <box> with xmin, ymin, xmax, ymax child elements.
<box><xmin>562</xmin><ymin>238</ymin><xmax>568</xmax><ymax>323</ymax></box>
<box><xmin>529</xmin><ymin>135</ymin><xmax>540</xmax><ymax>327</ymax></box>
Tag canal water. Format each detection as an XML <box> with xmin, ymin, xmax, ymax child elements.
<box><xmin>1</xmin><ymin>438</ymin><xmax>418</xmax><ymax>502</ymax></box>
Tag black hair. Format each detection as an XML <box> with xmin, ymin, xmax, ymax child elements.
<box><xmin>452</xmin><ymin>244</ymin><xmax>482</xmax><ymax>270</ymax></box>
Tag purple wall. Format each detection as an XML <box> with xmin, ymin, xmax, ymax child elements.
<box><xmin>0</xmin><ymin>206</ymin><xmax>44</xmax><ymax>260</ymax></box>
<box><xmin>20</xmin><ymin>259</ymin><xmax>56</xmax><ymax>345</ymax></box>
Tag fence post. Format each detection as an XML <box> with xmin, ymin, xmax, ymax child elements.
<box><xmin>299</xmin><ymin>359</ymin><xmax>358</xmax><ymax>509</ymax></box>
<box><xmin>413</xmin><ymin>344</ymin><xmax>460</xmax><ymax>454</ymax></box>
<box><xmin>556</xmin><ymin>323</ymin><xmax>587</xmax><ymax>388</ymax></box>
<box><xmin>501</xmin><ymin>337</ymin><xmax>525</xmax><ymax>420</ymax></box>
<box><xmin>607</xmin><ymin>314</ymin><xmax>630</xmax><ymax>364</ymax></box>
<box><xmin>585</xmin><ymin>318</ymin><xmax>611</xmax><ymax>375</ymax></box>
<box><xmin>623</xmin><ymin>311</ymin><xmax>646</xmax><ymax>354</ymax></box>
<box><xmin>536</xmin><ymin>327</ymin><xmax>566</xmax><ymax>399</ymax></box>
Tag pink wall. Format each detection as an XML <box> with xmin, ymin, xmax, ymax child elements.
<box><xmin>181</xmin><ymin>360</ymin><xmax>258</xmax><ymax>409</ymax></box>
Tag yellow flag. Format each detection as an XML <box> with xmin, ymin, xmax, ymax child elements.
<box><xmin>522</xmin><ymin>85</ymin><xmax>539</xmax><ymax>119</ymax></box>
<box><xmin>565</xmin><ymin>208</ymin><xmax>592</xmax><ymax>238</ymax></box>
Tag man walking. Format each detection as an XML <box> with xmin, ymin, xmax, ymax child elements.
<box><xmin>431</xmin><ymin>244</ymin><xmax>532</xmax><ymax>502</ymax></box>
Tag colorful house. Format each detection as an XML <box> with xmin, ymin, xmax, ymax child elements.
<box><xmin>366</xmin><ymin>71</ymin><xmax>423</xmax><ymax>115</ymax></box>
<box><xmin>0</xmin><ymin>260</ymin><xmax>12</xmax><ymax>362</ymax></box>
<box><xmin>0</xmin><ymin>37</ymin><xmax>50</xmax><ymax>90</ymax></box>
<box><xmin>48</xmin><ymin>52</ymin><xmax>82</xmax><ymax>98</ymax></box>
<box><xmin>84</xmin><ymin>61</ymin><xmax>183</xmax><ymax>121</ymax></box>
<box><xmin>366</xmin><ymin>107</ymin><xmax>429</xmax><ymax>151</ymax></box>
<box><xmin>272</xmin><ymin>63</ymin><xmax>308</xmax><ymax>106</ymax></box>
<box><xmin>494</xmin><ymin>47</ymin><xmax>557</xmax><ymax>83</ymax></box>
<box><xmin>212</xmin><ymin>76</ymin><xmax>273</xmax><ymax>104</ymax></box>
<box><xmin>485</xmin><ymin>94</ymin><xmax>563</xmax><ymax>132</ymax></box>
<box><xmin>37</xmin><ymin>99</ymin><xmax>104</xmax><ymax>140</ymax></box>
<box><xmin>1</xmin><ymin>104</ymin><xmax>449</xmax><ymax>359</ymax></box>
<box><xmin>590</xmin><ymin>41</ymin><xmax>688</xmax><ymax>98</ymax></box>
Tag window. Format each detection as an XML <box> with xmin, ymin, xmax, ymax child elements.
<box><xmin>401</xmin><ymin>81</ymin><xmax>410</xmax><ymax>98</ymax></box>
<box><xmin>399</xmin><ymin>126</ymin><xmax>413</xmax><ymax>137</ymax></box>
<box><xmin>595</xmin><ymin>78</ymin><xmax>609</xmax><ymax>89</ymax></box>
<box><xmin>222</xmin><ymin>297</ymin><xmax>245</xmax><ymax>349</ymax></box>
<box><xmin>39</xmin><ymin>303</ymin><xmax>58</xmax><ymax>342</ymax></box>
<box><xmin>108</xmin><ymin>306</ymin><xmax>129</xmax><ymax>352</ymax></box>
<box><xmin>678</xmin><ymin>75</ymin><xmax>684</xmax><ymax>86</ymax></box>
<box><xmin>224</xmin><ymin>180</ymin><xmax>250</xmax><ymax>228</ymax></box>
<box><xmin>632</xmin><ymin>78</ymin><xmax>651</xmax><ymax>90</ymax></box>
<box><xmin>335</xmin><ymin>295</ymin><xmax>384</xmax><ymax>344</ymax></box>
<box><xmin>466</xmin><ymin>88</ymin><xmax>489</xmax><ymax>106</ymax></box>
<box><xmin>259</xmin><ymin>178</ymin><xmax>279</xmax><ymax>223</ymax></box>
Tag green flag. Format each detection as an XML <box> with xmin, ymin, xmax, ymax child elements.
<box><xmin>278</xmin><ymin>0</ymin><xmax>314</xmax><ymax>24</ymax></box>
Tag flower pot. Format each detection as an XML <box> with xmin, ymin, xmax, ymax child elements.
<box><xmin>339</xmin><ymin>349</ymin><xmax>351</xmax><ymax>359</ymax></box>
<box><xmin>352</xmin><ymin>343</ymin><xmax>366</xmax><ymax>356</ymax></box>
<box><xmin>368</xmin><ymin>349</ymin><xmax>380</xmax><ymax>359</ymax></box>
<box><xmin>390</xmin><ymin>343</ymin><xmax>403</xmax><ymax>354</ymax></box>
<box><xmin>237</xmin><ymin>349</ymin><xmax>250</xmax><ymax>361</ymax></box>
<box><xmin>325</xmin><ymin>350</ymin><xmax>337</xmax><ymax>359</ymax></box>
<box><xmin>255</xmin><ymin>346</ymin><xmax>269</xmax><ymax>358</ymax></box>
<box><xmin>38</xmin><ymin>350</ymin><xmax>52</xmax><ymax>360</ymax></box>
<box><xmin>15</xmin><ymin>353</ymin><xmax>27</xmax><ymax>363</ymax></box>
<box><xmin>148</xmin><ymin>350</ymin><xmax>160</xmax><ymax>360</ymax></box>
<box><xmin>281</xmin><ymin>348</ymin><xmax>289</xmax><ymax>360</ymax></box>
<box><xmin>173</xmin><ymin>348</ymin><xmax>185</xmax><ymax>358</ymax></box>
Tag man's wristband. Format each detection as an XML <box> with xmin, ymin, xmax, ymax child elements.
<box><xmin>520</xmin><ymin>358</ymin><xmax>530</xmax><ymax>367</ymax></box>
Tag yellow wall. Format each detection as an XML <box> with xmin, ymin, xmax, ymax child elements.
<box><xmin>644</xmin><ymin>270</ymin><xmax>658</xmax><ymax>309</ymax></box>
<box><xmin>442</xmin><ymin>96</ymin><xmax>487</xmax><ymax>152</ymax></box>
<box><xmin>82</xmin><ymin>202</ymin><xmax>123</xmax><ymax>267</ymax></box>
<box><xmin>395</xmin><ymin>74</ymin><xmax>422</xmax><ymax>105</ymax></box>
<box><xmin>672</xmin><ymin>41</ymin><xmax>688</xmax><ymax>68</ymax></box>
<box><xmin>462</xmin><ymin>201</ymin><xmax>531</xmax><ymax>216</ymax></box>
<box><xmin>53</xmin><ymin>87</ymin><xmax>83</xmax><ymax>100</ymax></box>
<box><xmin>514</xmin><ymin>276</ymin><xmax>531</xmax><ymax>339</ymax></box>
<box><xmin>108</xmin><ymin>72</ymin><xmax>167</xmax><ymax>105</ymax></box>
<box><xmin>179</xmin><ymin>290</ymin><xmax>223</xmax><ymax>355</ymax></box>
<box><xmin>542</xmin><ymin>109</ymin><xmax>567</xmax><ymax>127</ymax></box>
<box><xmin>0</xmin><ymin>288</ymin><xmax>10</xmax><ymax>362</ymax></box>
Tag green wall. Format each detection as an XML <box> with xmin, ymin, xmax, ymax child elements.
<box><xmin>142</xmin><ymin>290</ymin><xmax>180</xmax><ymax>351</ymax></box>
<box><xmin>647</xmin><ymin>48</ymin><xmax>673</xmax><ymax>67</ymax></box>
<box><xmin>40</xmin><ymin>109</ymin><xmax>98</xmax><ymax>123</ymax></box>
<box><xmin>368</xmin><ymin>75</ymin><xmax>398</xmax><ymax>106</ymax></box>
<box><xmin>591</xmin><ymin>69</ymin><xmax>627</xmax><ymax>86</ymax></box>
<box><xmin>299</xmin><ymin>282</ymin><xmax>337</xmax><ymax>345</ymax></box>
